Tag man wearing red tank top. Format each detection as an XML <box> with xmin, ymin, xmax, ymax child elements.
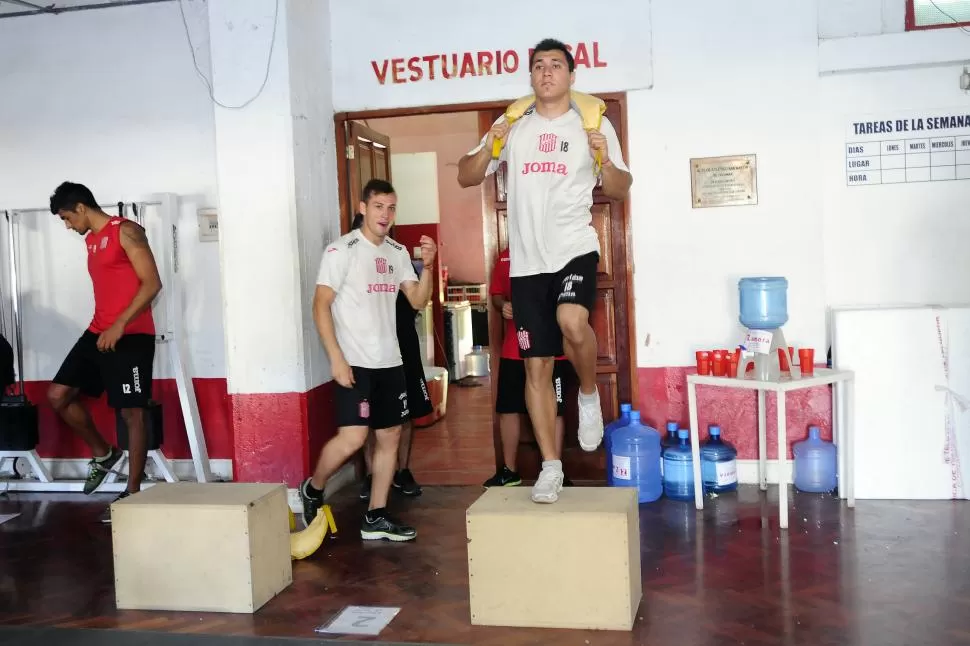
<box><xmin>47</xmin><ymin>182</ymin><xmax>162</xmax><ymax>522</ymax></box>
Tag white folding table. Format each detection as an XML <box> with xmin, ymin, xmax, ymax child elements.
<box><xmin>686</xmin><ymin>368</ymin><xmax>855</xmax><ymax>529</ymax></box>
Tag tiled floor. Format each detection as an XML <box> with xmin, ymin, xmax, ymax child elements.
<box><xmin>408</xmin><ymin>376</ymin><xmax>495</xmax><ymax>487</ymax></box>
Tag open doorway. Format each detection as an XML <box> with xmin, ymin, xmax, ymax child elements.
<box><xmin>334</xmin><ymin>96</ymin><xmax>638</xmax><ymax>487</ymax></box>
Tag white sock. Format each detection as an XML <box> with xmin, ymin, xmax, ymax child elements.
<box><xmin>578</xmin><ymin>389</ymin><xmax>598</xmax><ymax>405</ymax></box>
<box><xmin>541</xmin><ymin>459</ymin><xmax>563</xmax><ymax>472</ymax></box>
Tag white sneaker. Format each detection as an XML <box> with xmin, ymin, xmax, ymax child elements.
<box><xmin>578</xmin><ymin>390</ymin><xmax>604</xmax><ymax>451</ymax></box>
<box><xmin>531</xmin><ymin>465</ymin><xmax>564</xmax><ymax>503</ymax></box>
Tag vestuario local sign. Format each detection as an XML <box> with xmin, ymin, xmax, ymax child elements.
<box><xmin>330</xmin><ymin>0</ymin><xmax>653</xmax><ymax>112</ymax></box>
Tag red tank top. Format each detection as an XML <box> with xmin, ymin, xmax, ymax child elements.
<box><xmin>85</xmin><ymin>217</ymin><xmax>155</xmax><ymax>335</ymax></box>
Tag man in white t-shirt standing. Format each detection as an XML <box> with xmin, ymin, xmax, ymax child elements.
<box><xmin>300</xmin><ymin>179</ymin><xmax>436</xmax><ymax>542</ymax></box>
<box><xmin>457</xmin><ymin>38</ymin><xmax>632</xmax><ymax>504</ymax></box>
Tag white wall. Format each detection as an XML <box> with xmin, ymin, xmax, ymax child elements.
<box><xmin>287</xmin><ymin>0</ymin><xmax>340</xmax><ymax>390</ymax></box>
<box><xmin>6</xmin><ymin>0</ymin><xmax>967</xmax><ymax>392</ymax></box>
<box><xmin>820</xmin><ymin>69</ymin><xmax>970</xmax><ymax>309</ymax></box>
<box><xmin>390</xmin><ymin>153</ymin><xmax>441</xmax><ymax>225</ymax></box>
<box><xmin>819</xmin><ymin>0</ymin><xmax>905</xmax><ymax>38</ymax></box>
<box><xmin>0</xmin><ymin>1</ymin><xmax>224</xmax><ymax>381</ymax></box>
<box><xmin>630</xmin><ymin>1</ymin><xmax>826</xmax><ymax>367</ymax></box>
<box><xmin>209</xmin><ymin>0</ymin><xmax>337</xmax><ymax>395</ymax></box>
<box><xmin>329</xmin><ymin>0</ymin><xmax>970</xmax><ymax>372</ymax></box>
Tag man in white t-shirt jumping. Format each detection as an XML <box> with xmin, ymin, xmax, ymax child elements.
<box><xmin>458</xmin><ymin>38</ymin><xmax>632</xmax><ymax>503</ymax></box>
<box><xmin>300</xmin><ymin>179</ymin><xmax>436</xmax><ymax>541</ymax></box>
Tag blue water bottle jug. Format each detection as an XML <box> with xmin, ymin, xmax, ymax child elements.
<box><xmin>663</xmin><ymin>421</ymin><xmax>679</xmax><ymax>448</ymax></box>
<box><xmin>610</xmin><ymin>411</ymin><xmax>662</xmax><ymax>503</ymax></box>
<box><xmin>738</xmin><ymin>277</ymin><xmax>789</xmax><ymax>329</ymax></box>
<box><xmin>662</xmin><ymin>429</ymin><xmax>695</xmax><ymax>501</ymax></box>
<box><xmin>793</xmin><ymin>426</ymin><xmax>837</xmax><ymax>493</ymax></box>
<box><xmin>659</xmin><ymin>421</ymin><xmax>676</xmax><ymax>477</ymax></box>
<box><xmin>701</xmin><ymin>425</ymin><xmax>738</xmax><ymax>493</ymax></box>
<box><xmin>604</xmin><ymin>403</ymin><xmax>633</xmax><ymax>485</ymax></box>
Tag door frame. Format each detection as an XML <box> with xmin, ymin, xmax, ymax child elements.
<box><xmin>333</xmin><ymin>92</ymin><xmax>641</xmax><ymax>418</ymax></box>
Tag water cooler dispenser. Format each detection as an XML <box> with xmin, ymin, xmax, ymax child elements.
<box><xmin>736</xmin><ymin>277</ymin><xmax>798</xmax><ymax>381</ymax></box>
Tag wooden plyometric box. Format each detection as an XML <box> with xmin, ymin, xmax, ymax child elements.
<box><xmin>111</xmin><ymin>482</ymin><xmax>292</xmax><ymax>614</ymax></box>
<box><xmin>466</xmin><ymin>487</ymin><xmax>642</xmax><ymax>631</ymax></box>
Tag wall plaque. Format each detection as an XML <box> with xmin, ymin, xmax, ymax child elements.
<box><xmin>690</xmin><ymin>154</ymin><xmax>758</xmax><ymax>208</ymax></box>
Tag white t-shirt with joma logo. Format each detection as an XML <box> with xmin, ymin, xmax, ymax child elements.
<box><xmin>316</xmin><ymin>230</ymin><xmax>418</xmax><ymax>369</ymax></box>
<box><xmin>470</xmin><ymin>107</ymin><xmax>627</xmax><ymax>277</ymax></box>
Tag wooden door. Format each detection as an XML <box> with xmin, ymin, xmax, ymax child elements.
<box><xmin>344</xmin><ymin>121</ymin><xmax>392</xmax><ymax>231</ymax></box>
<box><xmin>482</xmin><ymin>97</ymin><xmax>636</xmax><ymax>483</ymax></box>
<box><xmin>342</xmin><ymin>120</ymin><xmax>393</xmax><ymax>480</ymax></box>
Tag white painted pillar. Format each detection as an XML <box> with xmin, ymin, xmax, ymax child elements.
<box><xmin>208</xmin><ymin>0</ymin><xmax>338</xmax><ymax>485</ymax></box>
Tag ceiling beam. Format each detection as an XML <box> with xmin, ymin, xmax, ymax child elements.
<box><xmin>0</xmin><ymin>0</ymin><xmax>57</xmax><ymax>14</ymax></box>
<box><xmin>0</xmin><ymin>0</ymin><xmax>174</xmax><ymax>19</ymax></box>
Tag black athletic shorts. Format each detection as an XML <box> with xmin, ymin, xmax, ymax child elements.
<box><xmin>53</xmin><ymin>330</ymin><xmax>155</xmax><ymax>409</ymax></box>
<box><xmin>335</xmin><ymin>366</ymin><xmax>409</xmax><ymax>430</ymax></box>
<box><xmin>495</xmin><ymin>358</ymin><xmax>572</xmax><ymax>417</ymax></box>
<box><xmin>510</xmin><ymin>252</ymin><xmax>599</xmax><ymax>358</ymax></box>
<box><xmin>396</xmin><ymin>293</ymin><xmax>433</xmax><ymax>420</ymax></box>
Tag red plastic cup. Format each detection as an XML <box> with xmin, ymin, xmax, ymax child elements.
<box><xmin>799</xmin><ymin>348</ymin><xmax>815</xmax><ymax>375</ymax></box>
<box><xmin>778</xmin><ymin>348</ymin><xmax>789</xmax><ymax>371</ymax></box>
<box><xmin>711</xmin><ymin>350</ymin><xmax>726</xmax><ymax>377</ymax></box>
<box><xmin>696</xmin><ymin>350</ymin><xmax>710</xmax><ymax>375</ymax></box>
<box><xmin>727</xmin><ymin>359</ymin><xmax>738</xmax><ymax>378</ymax></box>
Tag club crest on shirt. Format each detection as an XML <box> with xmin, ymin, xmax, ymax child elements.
<box><xmin>538</xmin><ymin>133</ymin><xmax>558</xmax><ymax>153</ymax></box>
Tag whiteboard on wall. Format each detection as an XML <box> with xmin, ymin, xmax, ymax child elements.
<box><xmin>831</xmin><ymin>306</ymin><xmax>970</xmax><ymax>500</ymax></box>
<box><xmin>390</xmin><ymin>152</ymin><xmax>440</xmax><ymax>226</ymax></box>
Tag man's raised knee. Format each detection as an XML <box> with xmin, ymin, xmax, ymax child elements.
<box><xmin>557</xmin><ymin>306</ymin><xmax>589</xmax><ymax>345</ymax></box>
<box><xmin>337</xmin><ymin>426</ymin><xmax>369</xmax><ymax>454</ymax></box>
<box><xmin>47</xmin><ymin>384</ymin><xmax>75</xmax><ymax>411</ymax></box>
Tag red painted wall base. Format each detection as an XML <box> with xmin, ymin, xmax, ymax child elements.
<box><xmin>18</xmin><ymin>366</ymin><xmax>828</xmax><ymax>483</ymax></box>
<box><xmin>23</xmin><ymin>378</ymin><xmax>233</xmax><ymax>460</ymax></box>
<box><xmin>17</xmin><ymin>378</ymin><xmax>338</xmax><ymax>488</ymax></box>
<box><xmin>229</xmin><ymin>380</ymin><xmax>338</xmax><ymax>487</ymax></box>
<box><xmin>637</xmin><ymin>367</ymin><xmax>832</xmax><ymax>459</ymax></box>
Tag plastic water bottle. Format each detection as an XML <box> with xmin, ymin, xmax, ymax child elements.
<box><xmin>660</xmin><ymin>422</ymin><xmax>679</xmax><ymax>477</ymax></box>
<box><xmin>604</xmin><ymin>403</ymin><xmax>633</xmax><ymax>486</ymax></box>
<box><xmin>610</xmin><ymin>411</ymin><xmax>662</xmax><ymax>503</ymax></box>
<box><xmin>793</xmin><ymin>426</ymin><xmax>837</xmax><ymax>493</ymax></box>
<box><xmin>701</xmin><ymin>425</ymin><xmax>738</xmax><ymax>493</ymax></box>
<box><xmin>663</xmin><ymin>421</ymin><xmax>679</xmax><ymax>448</ymax></box>
<box><xmin>662</xmin><ymin>429</ymin><xmax>695</xmax><ymax>501</ymax></box>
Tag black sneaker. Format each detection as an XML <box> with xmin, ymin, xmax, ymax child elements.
<box><xmin>299</xmin><ymin>478</ymin><xmax>324</xmax><ymax>527</ymax></box>
<box><xmin>360</xmin><ymin>510</ymin><xmax>416</xmax><ymax>542</ymax></box>
<box><xmin>359</xmin><ymin>474</ymin><xmax>372</xmax><ymax>501</ymax></box>
<box><xmin>483</xmin><ymin>465</ymin><xmax>522</xmax><ymax>488</ymax></box>
<box><xmin>392</xmin><ymin>469</ymin><xmax>422</xmax><ymax>497</ymax></box>
<box><xmin>84</xmin><ymin>447</ymin><xmax>123</xmax><ymax>495</ymax></box>
<box><xmin>100</xmin><ymin>491</ymin><xmax>130</xmax><ymax>524</ymax></box>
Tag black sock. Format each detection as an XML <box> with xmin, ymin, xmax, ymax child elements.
<box><xmin>304</xmin><ymin>480</ymin><xmax>324</xmax><ymax>499</ymax></box>
<box><xmin>365</xmin><ymin>507</ymin><xmax>386</xmax><ymax>522</ymax></box>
